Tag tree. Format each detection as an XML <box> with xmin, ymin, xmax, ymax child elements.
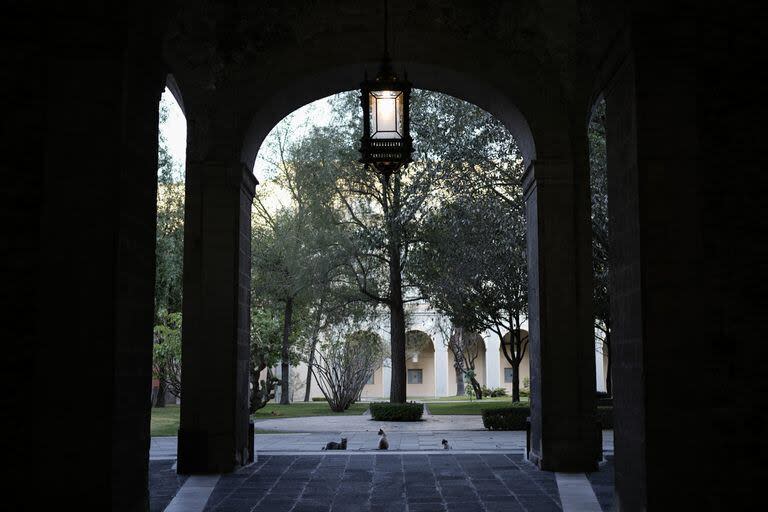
<box><xmin>412</xmin><ymin>187</ymin><xmax>529</xmax><ymax>401</ymax></box>
<box><xmin>153</xmin><ymin>94</ymin><xmax>185</xmax><ymax>407</ymax></box>
<box><xmin>252</xmin><ymin>120</ymin><xmax>364</xmax><ymax>404</ymax></box>
<box><xmin>589</xmin><ymin>98</ymin><xmax>611</xmax><ymax>395</ymax></box>
<box><xmin>249</xmin><ymin>306</ymin><xmax>283</xmax><ymax>413</ymax></box>
<box><xmin>445</xmin><ymin>324</ymin><xmax>484</xmax><ymax>399</ymax></box>
<box><xmin>313</xmin><ymin>90</ymin><xmax>506</xmax><ymax>403</ymax></box>
<box><xmin>309</xmin><ymin>329</ymin><xmax>385</xmax><ymax>412</ymax></box>
<box><xmin>153</xmin><ymin>310</ymin><xmax>182</xmax><ymax>405</ymax></box>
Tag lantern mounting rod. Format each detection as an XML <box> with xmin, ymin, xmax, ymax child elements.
<box><xmin>384</xmin><ymin>0</ymin><xmax>389</xmax><ymax>59</ymax></box>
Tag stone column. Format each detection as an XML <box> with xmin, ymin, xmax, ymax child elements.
<box><xmin>604</xmin><ymin>19</ymin><xmax>707</xmax><ymax>509</ymax></box>
<box><xmin>523</xmin><ymin>158</ymin><xmax>599</xmax><ymax>472</ymax></box>
<box><xmin>484</xmin><ymin>333</ymin><xmax>501</xmax><ymax>388</ymax></box>
<box><xmin>382</xmin><ymin>359</ymin><xmax>392</xmax><ymax>398</ymax></box>
<box><xmin>178</xmin><ymin>162</ymin><xmax>257</xmax><ymax>474</ymax></box>
<box><xmin>594</xmin><ymin>339</ymin><xmax>606</xmax><ymax>393</ymax></box>
<box><xmin>434</xmin><ymin>345</ymin><xmax>449</xmax><ymax>397</ymax></box>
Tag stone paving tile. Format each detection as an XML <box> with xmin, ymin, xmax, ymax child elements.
<box><xmin>149</xmin><ymin>460</ymin><xmax>188</xmax><ymax>512</ymax></box>
<box><xmin>195</xmin><ymin>454</ymin><xmax>580</xmax><ymax>512</ymax></box>
<box><xmin>587</xmin><ymin>455</ymin><xmax>615</xmax><ymax>511</ymax></box>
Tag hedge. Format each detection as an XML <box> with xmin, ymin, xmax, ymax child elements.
<box><xmin>482</xmin><ymin>405</ymin><xmax>614</xmax><ymax>431</ymax></box>
<box><xmin>311</xmin><ymin>397</ymin><xmax>327</xmax><ymax>402</ymax></box>
<box><xmin>481</xmin><ymin>405</ymin><xmax>530</xmax><ymax>430</ymax></box>
<box><xmin>370</xmin><ymin>402</ymin><xmax>424</xmax><ymax>421</ymax></box>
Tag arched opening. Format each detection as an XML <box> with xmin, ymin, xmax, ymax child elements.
<box><xmin>404</xmin><ymin>330</ymin><xmax>435</xmax><ymax>397</ymax></box>
<box><xmin>248</xmin><ymin>87</ymin><xmax>532</xmax><ymax>408</ymax></box>
<box><xmin>150</xmin><ymin>82</ymin><xmax>187</xmax><ymax>414</ymax></box>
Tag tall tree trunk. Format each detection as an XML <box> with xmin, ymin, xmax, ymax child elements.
<box><xmin>304</xmin><ymin>335</ymin><xmax>318</xmax><ymax>402</ymax></box>
<box><xmin>390</xmin><ymin>297</ymin><xmax>407</xmax><ymax>403</ymax></box>
<box><xmin>383</xmin><ymin>172</ymin><xmax>406</xmax><ymax>404</ymax></box>
<box><xmin>454</xmin><ymin>365</ymin><xmax>465</xmax><ymax>396</ymax></box>
<box><xmin>469</xmin><ymin>375</ymin><xmax>483</xmax><ymax>400</ymax></box>
<box><xmin>280</xmin><ymin>298</ymin><xmax>294</xmax><ymax>405</ymax></box>
<box><xmin>155</xmin><ymin>377</ymin><xmax>166</xmax><ymax>408</ymax></box>
<box><xmin>511</xmin><ymin>361</ymin><xmax>520</xmax><ymax>402</ymax></box>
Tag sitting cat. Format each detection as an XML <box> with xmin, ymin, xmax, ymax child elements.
<box><xmin>377</xmin><ymin>428</ymin><xmax>389</xmax><ymax>450</ymax></box>
<box><xmin>322</xmin><ymin>437</ymin><xmax>347</xmax><ymax>450</ymax></box>
<box><xmin>442</xmin><ymin>439</ymin><xmax>451</xmax><ymax>450</ymax></box>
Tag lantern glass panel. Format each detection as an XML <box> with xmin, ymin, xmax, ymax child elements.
<box><xmin>370</xmin><ymin>90</ymin><xmax>403</xmax><ymax>140</ymax></box>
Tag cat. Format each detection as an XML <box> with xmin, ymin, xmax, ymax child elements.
<box><xmin>322</xmin><ymin>437</ymin><xmax>347</xmax><ymax>450</ymax></box>
<box><xmin>377</xmin><ymin>428</ymin><xmax>389</xmax><ymax>450</ymax></box>
<box><xmin>442</xmin><ymin>439</ymin><xmax>451</xmax><ymax>450</ymax></box>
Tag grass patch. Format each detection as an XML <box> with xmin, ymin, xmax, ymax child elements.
<box><xmin>426</xmin><ymin>400</ymin><xmax>528</xmax><ymax>415</ymax></box>
<box><xmin>150</xmin><ymin>402</ymin><xmax>370</xmax><ymax>437</ymax></box>
<box><xmin>151</xmin><ymin>405</ymin><xmax>180</xmax><ymax>436</ymax></box>
<box><xmin>251</xmin><ymin>402</ymin><xmax>370</xmax><ymax>419</ymax></box>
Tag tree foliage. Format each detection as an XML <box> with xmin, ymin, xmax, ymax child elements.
<box><xmin>589</xmin><ymin>98</ymin><xmax>611</xmax><ymax>394</ymax></box>
<box><xmin>153</xmin><ymin>310</ymin><xmax>182</xmax><ymax>400</ymax></box>
<box><xmin>153</xmin><ymin>94</ymin><xmax>185</xmax><ymax>407</ymax></box>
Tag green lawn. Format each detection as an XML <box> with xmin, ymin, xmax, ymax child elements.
<box><xmin>252</xmin><ymin>402</ymin><xmax>370</xmax><ymax>419</ymax></box>
<box><xmin>151</xmin><ymin>405</ymin><xmax>181</xmax><ymax>436</ymax></box>
<box><xmin>426</xmin><ymin>399</ymin><xmax>527</xmax><ymax>415</ymax></box>
<box><xmin>150</xmin><ymin>402</ymin><xmax>369</xmax><ymax>436</ymax></box>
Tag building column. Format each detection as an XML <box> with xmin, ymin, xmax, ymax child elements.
<box><xmin>523</xmin><ymin>157</ymin><xmax>599</xmax><ymax>472</ymax></box>
<box><xmin>603</xmin><ymin>17</ymin><xmax>711</xmax><ymax>509</ymax></box>
<box><xmin>178</xmin><ymin>161</ymin><xmax>257</xmax><ymax>474</ymax></box>
<box><xmin>434</xmin><ymin>345</ymin><xmax>449</xmax><ymax>397</ymax></box>
<box><xmin>381</xmin><ymin>359</ymin><xmax>392</xmax><ymax>398</ymax></box>
<box><xmin>484</xmin><ymin>333</ymin><xmax>501</xmax><ymax>388</ymax></box>
<box><xmin>594</xmin><ymin>339</ymin><xmax>606</xmax><ymax>393</ymax></box>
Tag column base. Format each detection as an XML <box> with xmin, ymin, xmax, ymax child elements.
<box><xmin>177</xmin><ymin>428</ymin><xmax>246</xmax><ymax>474</ymax></box>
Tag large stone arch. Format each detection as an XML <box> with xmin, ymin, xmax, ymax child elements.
<box><xmin>167</xmin><ymin>0</ymin><xmax>598</xmax><ymax>479</ymax></box>
<box><xmin>239</xmin><ymin>60</ymin><xmax>537</xmax><ymax>170</ymax></box>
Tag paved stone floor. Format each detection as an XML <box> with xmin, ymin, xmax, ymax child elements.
<box><xmin>203</xmin><ymin>453</ymin><xmax>562</xmax><ymax>512</ymax></box>
<box><xmin>150</xmin><ymin>460</ymin><xmax>187</xmax><ymax>512</ymax></box>
<box><xmin>586</xmin><ymin>456</ymin><xmax>615</xmax><ymax>512</ymax></box>
<box><xmin>151</xmin><ymin>431</ymin><xmax>614</xmax><ymax>456</ymax></box>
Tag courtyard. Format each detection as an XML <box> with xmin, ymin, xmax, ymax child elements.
<box><xmin>150</xmin><ymin>412</ymin><xmax>615</xmax><ymax>511</ymax></box>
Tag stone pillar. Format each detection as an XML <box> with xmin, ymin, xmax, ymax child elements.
<box><xmin>178</xmin><ymin>162</ymin><xmax>257</xmax><ymax>474</ymax></box>
<box><xmin>523</xmin><ymin>158</ymin><xmax>599</xmax><ymax>472</ymax></box>
<box><xmin>603</xmin><ymin>18</ymin><xmax>707</xmax><ymax>510</ymax></box>
<box><xmin>594</xmin><ymin>339</ymin><xmax>606</xmax><ymax>393</ymax></box>
<box><xmin>484</xmin><ymin>333</ymin><xmax>501</xmax><ymax>388</ymax></box>
<box><xmin>434</xmin><ymin>345</ymin><xmax>449</xmax><ymax>397</ymax></box>
<box><xmin>382</xmin><ymin>359</ymin><xmax>392</xmax><ymax>398</ymax></box>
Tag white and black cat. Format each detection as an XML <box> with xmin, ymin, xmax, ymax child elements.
<box><xmin>377</xmin><ymin>428</ymin><xmax>389</xmax><ymax>450</ymax></box>
<box><xmin>322</xmin><ymin>437</ymin><xmax>347</xmax><ymax>450</ymax></box>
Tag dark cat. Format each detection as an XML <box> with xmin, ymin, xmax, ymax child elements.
<box><xmin>377</xmin><ymin>428</ymin><xmax>389</xmax><ymax>450</ymax></box>
<box><xmin>442</xmin><ymin>439</ymin><xmax>451</xmax><ymax>450</ymax></box>
<box><xmin>322</xmin><ymin>437</ymin><xmax>347</xmax><ymax>450</ymax></box>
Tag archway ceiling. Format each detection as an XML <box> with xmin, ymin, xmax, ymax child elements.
<box><xmin>163</xmin><ymin>0</ymin><xmax>626</xmax><ymax>163</ymax></box>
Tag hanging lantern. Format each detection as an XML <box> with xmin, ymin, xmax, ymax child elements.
<box><xmin>359</xmin><ymin>1</ymin><xmax>413</xmax><ymax>174</ymax></box>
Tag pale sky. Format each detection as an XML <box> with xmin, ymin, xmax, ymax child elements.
<box><xmin>159</xmin><ymin>88</ymin><xmax>335</xmax><ymax>184</ymax></box>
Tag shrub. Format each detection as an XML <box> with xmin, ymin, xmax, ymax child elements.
<box><xmin>481</xmin><ymin>386</ymin><xmax>508</xmax><ymax>397</ymax></box>
<box><xmin>311</xmin><ymin>397</ymin><xmax>327</xmax><ymax>402</ymax></box>
<box><xmin>490</xmin><ymin>387</ymin><xmax>507</xmax><ymax>397</ymax></box>
<box><xmin>481</xmin><ymin>405</ymin><xmax>530</xmax><ymax>430</ymax></box>
<box><xmin>370</xmin><ymin>402</ymin><xmax>424</xmax><ymax>421</ymax></box>
<box><xmin>481</xmin><ymin>405</ymin><xmax>614</xmax><ymax>431</ymax></box>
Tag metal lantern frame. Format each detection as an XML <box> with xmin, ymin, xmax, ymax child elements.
<box><xmin>359</xmin><ymin>60</ymin><xmax>413</xmax><ymax>175</ymax></box>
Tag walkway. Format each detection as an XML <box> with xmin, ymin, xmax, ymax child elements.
<box><xmin>150</xmin><ymin>414</ymin><xmax>615</xmax><ymax>512</ymax></box>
